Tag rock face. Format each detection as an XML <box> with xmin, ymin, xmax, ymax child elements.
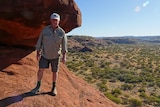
<box><xmin>0</xmin><ymin>0</ymin><xmax>82</xmax><ymax>47</ymax></box>
<box><xmin>0</xmin><ymin>46</ymin><xmax>119</xmax><ymax>107</ymax></box>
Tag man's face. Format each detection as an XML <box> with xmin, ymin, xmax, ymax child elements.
<box><xmin>50</xmin><ymin>19</ymin><xmax>60</xmax><ymax>29</ymax></box>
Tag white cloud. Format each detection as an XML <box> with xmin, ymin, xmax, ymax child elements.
<box><xmin>135</xmin><ymin>6</ymin><xmax>141</xmax><ymax>12</ymax></box>
<box><xmin>143</xmin><ymin>1</ymin><xmax>149</xmax><ymax>7</ymax></box>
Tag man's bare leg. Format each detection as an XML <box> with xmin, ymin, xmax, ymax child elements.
<box><xmin>31</xmin><ymin>68</ymin><xmax>44</xmax><ymax>93</ymax></box>
<box><xmin>51</xmin><ymin>72</ymin><xmax>58</xmax><ymax>95</ymax></box>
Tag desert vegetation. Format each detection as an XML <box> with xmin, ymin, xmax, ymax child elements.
<box><xmin>66</xmin><ymin>37</ymin><xmax>160</xmax><ymax>107</ymax></box>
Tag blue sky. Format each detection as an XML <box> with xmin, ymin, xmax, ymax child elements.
<box><xmin>67</xmin><ymin>0</ymin><xmax>160</xmax><ymax>37</ymax></box>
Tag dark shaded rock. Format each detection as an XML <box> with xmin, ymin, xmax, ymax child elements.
<box><xmin>79</xmin><ymin>46</ymin><xmax>92</xmax><ymax>52</ymax></box>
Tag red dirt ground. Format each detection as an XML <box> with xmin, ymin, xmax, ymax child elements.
<box><xmin>0</xmin><ymin>46</ymin><xmax>119</xmax><ymax>107</ymax></box>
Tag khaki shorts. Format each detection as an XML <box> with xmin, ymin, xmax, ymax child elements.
<box><xmin>39</xmin><ymin>56</ymin><xmax>60</xmax><ymax>72</ymax></box>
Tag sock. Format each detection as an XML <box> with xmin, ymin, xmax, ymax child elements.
<box><xmin>52</xmin><ymin>82</ymin><xmax>56</xmax><ymax>90</ymax></box>
<box><xmin>35</xmin><ymin>81</ymin><xmax>41</xmax><ymax>89</ymax></box>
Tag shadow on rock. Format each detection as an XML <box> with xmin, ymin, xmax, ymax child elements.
<box><xmin>0</xmin><ymin>91</ymin><xmax>55</xmax><ymax>107</ymax></box>
<box><xmin>0</xmin><ymin>91</ymin><xmax>36</xmax><ymax>107</ymax></box>
<box><xmin>0</xmin><ymin>45</ymin><xmax>34</xmax><ymax>70</ymax></box>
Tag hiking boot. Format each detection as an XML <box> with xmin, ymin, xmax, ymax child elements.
<box><xmin>31</xmin><ymin>87</ymin><xmax>40</xmax><ymax>94</ymax></box>
<box><xmin>51</xmin><ymin>87</ymin><xmax>57</xmax><ymax>96</ymax></box>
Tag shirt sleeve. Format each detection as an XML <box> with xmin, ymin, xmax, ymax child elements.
<box><xmin>35</xmin><ymin>31</ymin><xmax>43</xmax><ymax>51</ymax></box>
<box><xmin>61</xmin><ymin>34</ymin><xmax>68</xmax><ymax>54</ymax></box>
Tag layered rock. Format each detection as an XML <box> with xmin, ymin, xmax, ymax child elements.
<box><xmin>0</xmin><ymin>0</ymin><xmax>82</xmax><ymax>47</ymax></box>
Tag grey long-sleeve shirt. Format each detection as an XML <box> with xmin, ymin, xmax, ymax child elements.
<box><xmin>35</xmin><ymin>25</ymin><xmax>67</xmax><ymax>59</ymax></box>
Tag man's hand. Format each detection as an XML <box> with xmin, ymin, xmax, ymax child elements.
<box><xmin>61</xmin><ymin>57</ymin><xmax>66</xmax><ymax>64</ymax></box>
<box><xmin>36</xmin><ymin>51</ymin><xmax>41</xmax><ymax>61</ymax></box>
<box><xmin>37</xmin><ymin>54</ymin><xmax>41</xmax><ymax>61</ymax></box>
<box><xmin>61</xmin><ymin>52</ymin><xmax>66</xmax><ymax>64</ymax></box>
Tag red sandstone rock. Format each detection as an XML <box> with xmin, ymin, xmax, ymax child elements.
<box><xmin>0</xmin><ymin>0</ymin><xmax>82</xmax><ymax>47</ymax></box>
<box><xmin>0</xmin><ymin>46</ymin><xmax>119</xmax><ymax>107</ymax></box>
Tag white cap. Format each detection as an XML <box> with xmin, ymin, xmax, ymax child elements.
<box><xmin>50</xmin><ymin>13</ymin><xmax>60</xmax><ymax>21</ymax></box>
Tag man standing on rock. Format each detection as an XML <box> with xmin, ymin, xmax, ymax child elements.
<box><xmin>31</xmin><ymin>13</ymin><xmax>67</xmax><ymax>96</ymax></box>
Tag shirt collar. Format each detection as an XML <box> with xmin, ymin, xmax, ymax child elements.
<box><xmin>49</xmin><ymin>25</ymin><xmax>59</xmax><ymax>31</ymax></box>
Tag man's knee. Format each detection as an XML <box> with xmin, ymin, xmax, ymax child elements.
<box><xmin>38</xmin><ymin>68</ymin><xmax>45</xmax><ymax>72</ymax></box>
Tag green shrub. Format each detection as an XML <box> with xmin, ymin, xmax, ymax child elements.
<box><xmin>121</xmin><ymin>84</ymin><xmax>134</xmax><ymax>90</ymax></box>
<box><xmin>139</xmin><ymin>92</ymin><xmax>147</xmax><ymax>98</ymax></box>
<box><xmin>129</xmin><ymin>98</ymin><xmax>142</xmax><ymax>107</ymax></box>
<box><xmin>145</xmin><ymin>96</ymin><xmax>160</xmax><ymax>105</ymax></box>
<box><xmin>111</xmin><ymin>88</ymin><xmax>122</xmax><ymax>96</ymax></box>
<box><xmin>138</xmin><ymin>88</ymin><xmax>145</xmax><ymax>93</ymax></box>
<box><xmin>156</xmin><ymin>79</ymin><xmax>160</xmax><ymax>87</ymax></box>
<box><xmin>85</xmin><ymin>75</ymin><xmax>93</xmax><ymax>83</ymax></box>
<box><xmin>104</xmin><ymin>92</ymin><xmax>122</xmax><ymax>104</ymax></box>
<box><xmin>96</xmin><ymin>82</ymin><xmax>108</xmax><ymax>92</ymax></box>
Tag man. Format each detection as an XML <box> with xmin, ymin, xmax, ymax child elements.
<box><xmin>31</xmin><ymin>13</ymin><xmax>67</xmax><ymax>96</ymax></box>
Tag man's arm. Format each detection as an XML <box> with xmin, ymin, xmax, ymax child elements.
<box><xmin>35</xmin><ymin>31</ymin><xmax>43</xmax><ymax>60</ymax></box>
<box><xmin>61</xmin><ymin>34</ymin><xmax>67</xmax><ymax>64</ymax></box>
